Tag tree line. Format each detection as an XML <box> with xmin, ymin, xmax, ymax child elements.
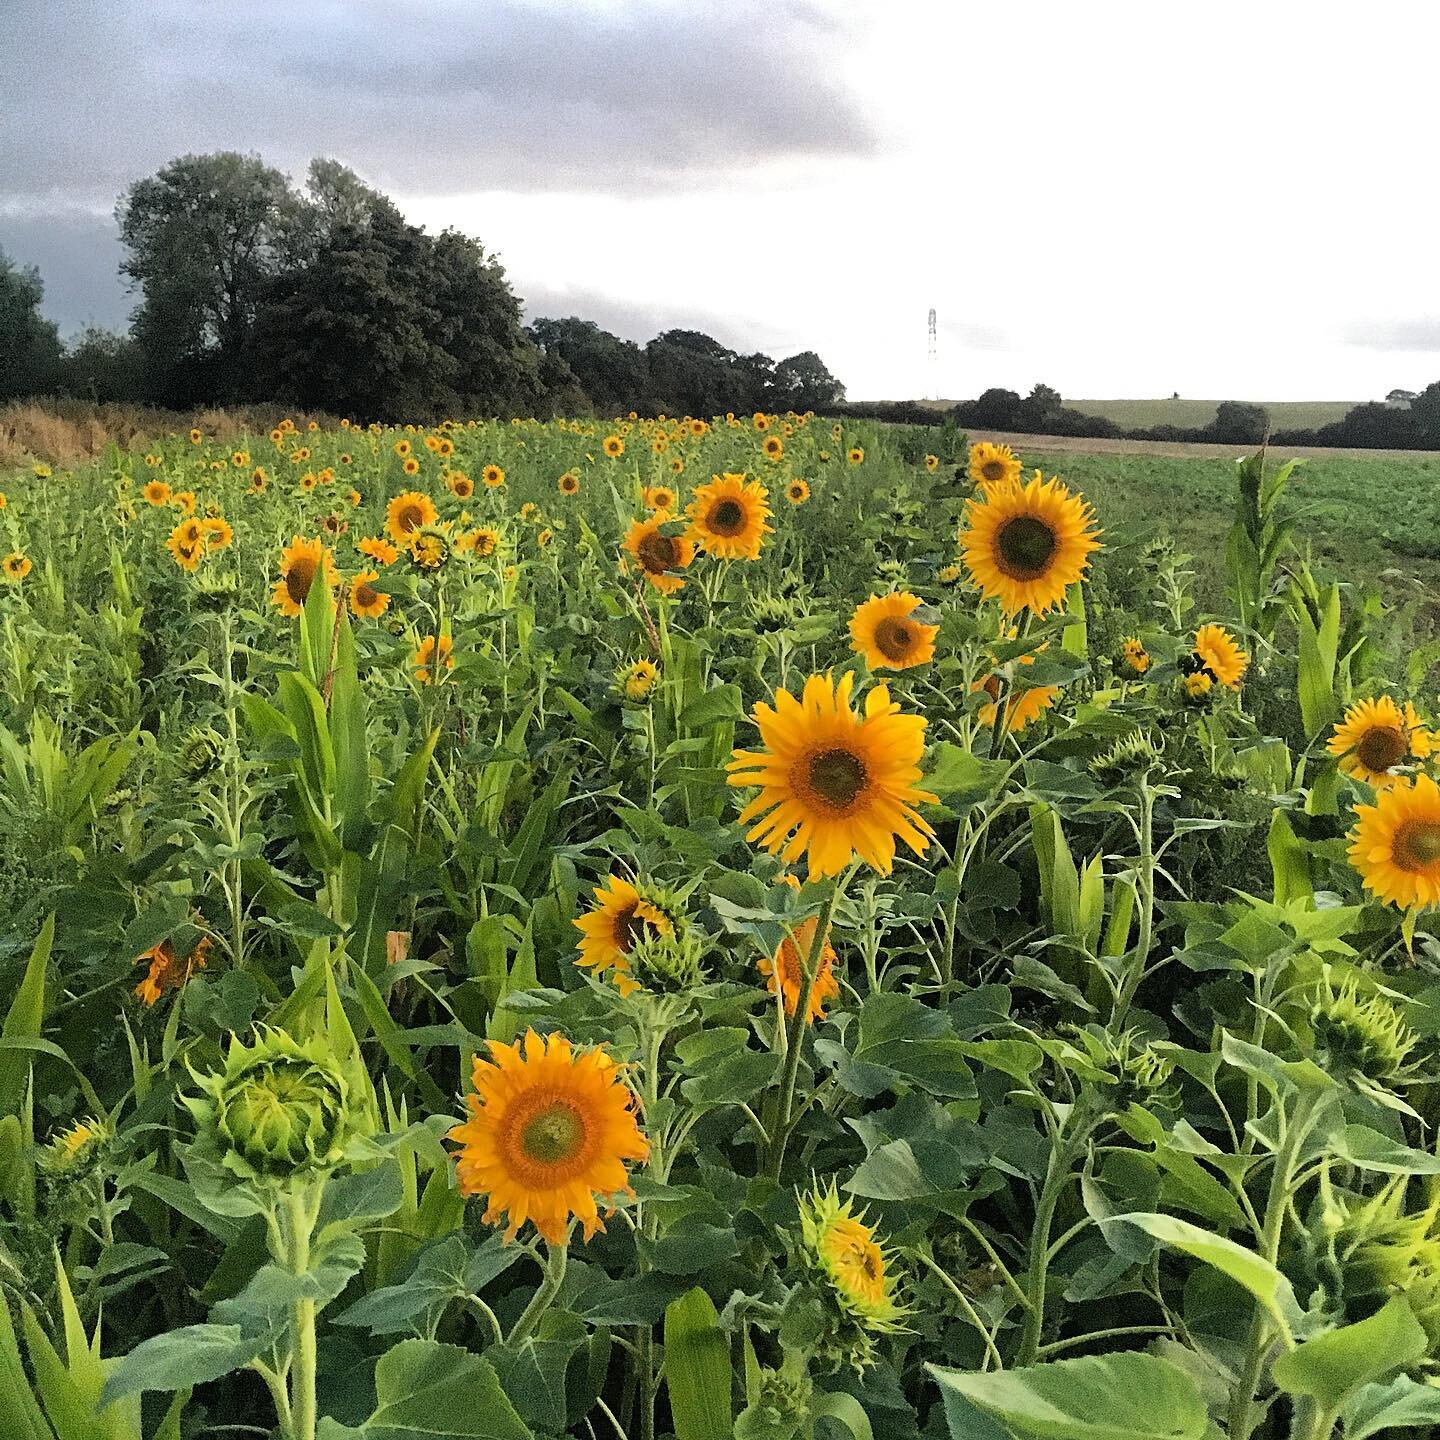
<box><xmin>0</xmin><ymin>152</ymin><xmax>846</xmax><ymax>422</ymax></box>
<box><xmin>833</xmin><ymin>384</ymin><xmax>1440</xmax><ymax>450</ymax></box>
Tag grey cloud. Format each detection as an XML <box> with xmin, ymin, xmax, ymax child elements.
<box><xmin>1342</xmin><ymin>318</ymin><xmax>1440</xmax><ymax>352</ymax></box>
<box><xmin>2</xmin><ymin>0</ymin><xmax>874</xmax><ymax>211</ymax></box>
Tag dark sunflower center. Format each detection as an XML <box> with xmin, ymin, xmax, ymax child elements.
<box><xmin>354</xmin><ymin>583</ymin><xmax>378</xmax><ymax>608</ymax></box>
<box><xmin>1396</xmin><ymin>821</ymin><xmax>1440</xmax><ymax>871</ymax></box>
<box><xmin>613</xmin><ymin>903</ymin><xmax>648</xmax><ymax>951</ymax></box>
<box><xmin>398</xmin><ymin>505</ymin><xmax>423</xmax><ymax>533</ymax></box>
<box><xmin>636</xmin><ymin>531</ymin><xmax>679</xmax><ymax>573</ymax></box>
<box><xmin>520</xmin><ymin>1103</ymin><xmax>585</xmax><ymax>1165</ymax></box>
<box><xmin>807</xmin><ymin>748</ymin><xmax>867</xmax><ymax>809</ymax></box>
<box><xmin>873</xmin><ymin>616</ymin><xmax>915</xmax><ymax>661</ymax></box>
<box><xmin>285</xmin><ymin>558</ymin><xmax>316</xmax><ymax>604</ymax></box>
<box><xmin>1356</xmin><ymin>725</ymin><xmax>1408</xmax><ymax>773</ymax></box>
<box><xmin>861</xmin><ymin>1248</ymin><xmax>881</xmax><ymax>1280</ymax></box>
<box><xmin>995</xmin><ymin>515</ymin><xmax>1058</xmax><ymax>579</ymax></box>
<box><xmin>709</xmin><ymin>499</ymin><xmax>746</xmax><ymax>535</ymax></box>
<box><xmin>982</xmin><ymin>460</ymin><xmax>1006</xmax><ymax>483</ymax></box>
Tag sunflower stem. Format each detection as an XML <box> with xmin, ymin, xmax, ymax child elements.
<box><xmin>508</xmin><ymin>1235</ymin><xmax>569</xmax><ymax>1346</ymax></box>
<box><xmin>285</xmin><ymin>1183</ymin><xmax>320</xmax><ymax>1440</ymax></box>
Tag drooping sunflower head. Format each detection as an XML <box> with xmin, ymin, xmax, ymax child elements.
<box><xmin>2</xmin><ymin>552</ymin><xmax>33</xmax><ymax>583</ymax></box>
<box><xmin>573</xmin><ymin>875</ymin><xmax>682</xmax><ymax>995</ymax></box>
<box><xmin>1328</xmin><ymin>696</ymin><xmax>1432</xmax><ymax>788</ymax></box>
<box><xmin>622</xmin><ymin>512</ymin><xmax>695</xmax><ymax>595</ymax></box>
<box><xmin>385</xmin><ymin>490</ymin><xmax>438</xmax><ymax>544</ymax></box>
<box><xmin>786</xmin><ymin>478</ymin><xmax>810</xmax><ymax>506</ymax></box>
<box><xmin>1192</xmin><ymin>623</ymin><xmax>1248</xmax><ymax>690</ymax></box>
<box><xmin>960</xmin><ymin>470</ymin><xmax>1101</xmax><ymax>615</ymax></box>
<box><xmin>469</xmin><ymin>525</ymin><xmax>502</xmax><ymax>560</ymax></box>
<box><xmin>968</xmin><ymin>440</ymin><xmax>1023</xmax><ymax>489</ymax></box>
<box><xmin>728</xmin><ymin>671</ymin><xmax>937</xmax><ymax>879</ymax></box>
<box><xmin>183</xmin><ymin>1027</ymin><xmax>366</xmax><ymax>1184</ymax></box>
<box><xmin>621</xmin><ymin>658</ymin><xmax>660</xmax><ymax>703</ymax></box>
<box><xmin>408</xmin><ymin>523</ymin><xmax>453</xmax><ymax>572</ymax></box>
<box><xmin>272</xmin><ymin>535</ymin><xmax>337</xmax><ymax>616</ymax></box>
<box><xmin>413</xmin><ymin>632</ymin><xmax>454</xmax><ymax>685</ymax></box>
<box><xmin>349</xmin><ymin>569</ymin><xmax>390</xmax><ymax>619</ymax></box>
<box><xmin>798</xmin><ymin>1181</ymin><xmax>909</xmax><ymax>1372</ymax></box>
<box><xmin>760</xmin><ymin>913</ymin><xmax>841</xmax><ymax>1023</ymax></box>
<box><xmin>848</xmin><ymin>592</ymin><xmax>938</xmax><ymax>671</ymax></box>
<box><xmin>448</xmin><ymin>1028</ymin><xmax>648</xmax><ymax>1245</ymax></box>
<box><xmin>358</xmin><ymin>535</ymin><xmax>400</xmax><ymax>567</ymax></box>
<box><xmin>687</xmin><ymin>473</ymin><xmax>774</xmax><ymax>561</ymax></box>
<box><xmin>134</xmin><ymin>932</ymin><xmax>211</xmax><ymax>1006</ymax></box>
<box><xmin>971</xmin><ymin>640</ymin><xmax>1060</xmax><ymax>734</ymax></box>
<box><xmin>1349</xmin><ymin>771</ymin><xmax>1440</xmax><ymax>912</ymax></box>
<box><xmin>1119</xmin><ymin>636</ymin><xmax>1151</xmax><ymax>676</ymax></box>
<box><xmin>1309</xmin><ymin>973</ymin><xmax>1420</xmax><ymax>1086</ymax></box>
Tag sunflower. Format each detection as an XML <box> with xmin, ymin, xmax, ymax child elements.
<box><xmin>763</xmin><ymin>435</ymin><xmax>784</xmax><ymax>461</ymax></box>
<box><xmin>800</xmin><ymin>1182</ymin><xmax>908</xmax><ymax>1337</ymax></box>
<box><xmin>482</xmin><ymin>464</ymin><xmax>505</xmax><ymax>488</ymax></box>
<box><xmin>651</xmin><ymin>435</ymin><xmax>669</xmax><ymax>455</ymax></box>
<box><xmin>134</xmin><ymin>934</ymin><xmax>211</xmax><ymax>1006</ymax></box>
<box><xmin>469</xmin><ymin>526</ymin><xmax>502</xmax><ymax>560</ymax></box>
<box><xmin>1349</xmin><ymin>772</ymin><xmax>1440</xmax><ymax>911</ymax></box>
<box><xmin>447</xmin><ymin>472</ymin><xmax>475</xmax><ymax>499</ymax></box>
<box><xmin>188</xmin><ymin>428</ymin><xmax>203</xmax><ymax>445</ymax></box>
<box><xmin>537</xmin><ymin>527</ymin><xmax>553</xmax><ymax>548</ymax></box>
<box><xmin>142</xmin><ymin>479</ymin><xmax>172</xmax><ymax>507</ymax></box>
<box><xmin>386</xmin><ymin>490</ymin><xmax>438</xmax><ymax>544</ymax></box>
<box><xmin>166</xmin><ymin>520</ymin><xmax>205</xmax><ymax>573</ymax></box>
<box><xmin>558</xmin><ymin>471</ymin><xmax>580</xmax><ymax>496</ymax></box>
<box><xmin>1120</xmin><ymin>637</ymin><xmax>1151</xmax><ymax>676</ymax></box>
<box><xmin>200</xmin><ymin>516</ymin><xmax>233</xmax><ymax>551</ymax></box>
<box><xmin>448</xmin><ymin>1028</ymin><xmax>648</xmax><ymax>1245</ymax></box>
<box><xmin>2</xmin><ymin>552</ymin><xmax>33</xmax><ymax>583</ymax></box>
<box><xmin>960</xmin><ymin>470</ymin><xmax>1101</xmax><ymax>615</ymax></box>
<box><xmin>688</xmin><ymin>473</ymin><xmax>773</xmax><ymax>561</ymax></box>
<box><xmin>409</xmin><ymin>524</ymin><xmax>452</xmax><ymax>571</ymax></box>
<box><xmin>973</xmin><ymin>663</ymin><xmax>1059</xmax><ymax>733</ymax></box>
<box><xmin>622</xmin><ymin>513</ymin><xmax>695</xmax><ymax>595</ymax></box>
<box><xmin>394</xmin><ymin>439</ymin><xmax>412</xmax><ymax>458</ymax></box>
<box><xmin>622</xmin><ymin>659</ymin><xmax>659</xmax><ymax>702</ymax></box>
<box><xmin>231</xmin><ymin>450</ymin><xmax>247</xmax><ymax>468</ymax></box>
<box><xmin>669</xmin><ymin>457</ymin><xmax>685</xmax><ymax>475</ymax></box>
<box><xmin>573</xmin><ymin>875</ymin><xmax>676</xmax><ymax>994</ymax></box>
<box><xmin>413</xmin><ymin>633</ymin><xmax>453</xmax><ymax>684</ymax></box>
<box><xmin>923</xmin><ymin>454</ymin><xmax>939</xmax><ymax>473</ymax></box>
<box><xmin>602</xmin><ymin>435</ymin><xmax>624</xmax><ymax>458</ymax></box>
<box><xmin>760</xmin><ymin>914</ymin><xmax>840</xmax><ymax>1022</ymax></box>
<box><xmin>786</xmin><ymin>479</ymin><xmax>810</xmax><ymax>505</ymax></box>
<box><xmin>402</xmin><ymin>456</ymin><xmax>421</xmax><ymax>477</ymax></box>
<box><xmin>347</xmin><ymin>488</ymin><xmax>362</xmax><ymax>507</ymax></box>
<box><xmin>1329</xmin><ymin>697</ymin><xmax>1433</xmax><ymax>788</ymax></box>
<box><xmin>938</xmin><ymin>562</ymin><xmax>964</xmax><ymax>586</ymax></box>
<box><xmin>349</xmin><ymin>569</ymin><xmax>389</xmax><ymax>619</ymax></box>
<box><xmin>249</xmin><ymin>468</ymin><xmax>268</xmax><ymax>493</ymax></box>
<box><xmin>299</xmin><ymin>472</ymin><xmax>319</xmax><ymax>492</ymax></box>
<box><xmin>357</xmin><ymin>536</ymin><xmax>400</xmax><ymax>566</ymax></box>
<box><xmin>172</xmin><ymin>490</ymin><xmax>197</xmax><ymax>516</ymax></box>
<box><xmin>1192</xmin><ymin>623</ymin><xmax>1248</xmax><ymax>689</ymax></box>
<box><xmin>968</xmin><ymin>440</ymin><xmax>1023</xmax><ymax>489</ymax></box>
<box><xmin>848</xmin><ymin>592</ymin><xmax>938</xmax><ymax>671</ymax></box>
<box><xmin>847</xmin><ymin>447</ymin><xmax>864</xmax><ymax>465</ymax></box>
<box><xmin>728</xmin><ymin>671</ymin><xmax>936</xmax><ymax>879</ymax></box>
<box><xmin>272</xmin><ymin>535</ymin><xmax>337</xmax><ymax>616</ymax></box>
<box><xmin>642</xmin><ymin>484</ymin><xmax>676</xmax><ymax>511</ymax></box>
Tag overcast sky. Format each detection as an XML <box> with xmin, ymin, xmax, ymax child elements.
<box><xmin>4</xmin><ymin>0</ymin><xmax>1438</xmax><ymax>401</ymax></box>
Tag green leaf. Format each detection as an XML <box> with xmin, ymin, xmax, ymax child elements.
<box><xmin>0</xmin><ymin>914</ymin><xmax>53</xmax><ymax>1119</ymax></box>
<box><xmin>929</xmin><ymin>1351</ymin><xmax>1207</xmax><ymax>1440</ymax></box>
<box><xmin>1340</xmin><ymin>1375</ymin><xmax>1440</xmax><ymax>1440</ymax></box>
<box><xmin>1106</xmin><ymin>1213</ymin><xmax>1299</xmax><ymax>1337</ymax></box>
<box><xmin>1333</xmin><ymin>1124</ymin><xmax>1440</xmax><ymax>1175</ymax></box>
<box><xmin>664</xmin><ymin>1288</ymin><xmax>732</xmax><ymax>1440</ymax></box>
<box><xmin>317</xmin><ymin>1339</ymin><xmax>531</xmax><ymax>1440</ymax></box>
<box><xmin>1272</xmin><ymin>1295</ymin><xmax>1426</xmax><ymax>1410</ymax></box>
<box><xmin>100</xmin><ymin>1325</ymin><xmax>266</xmax><ymax>1405</ymax></box>
<box><xmin>811</xmin><ymin>1392</ymin><xmax>874</xmax><ymax>1440</ymax></box>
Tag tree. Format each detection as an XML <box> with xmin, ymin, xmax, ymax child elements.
<box><xmin>1020</xmin><ymin>382</ymin><xmax>1063</xmax><ymax>428</ymax></box>
<box><xmin>772</xmin><ymin>351</ymin><xmax>845</xmax><ymax>411</ymax></box>
<box><xmin>56</xmin><ymin>328</ymin><xmax>143</xmax><ymax>403</ymax></box>
<box><xmin>1207</xmin><ymin>401</ymin><xmax>1269</xmax><ymax>445</ymax></box>
<box><xmin>295</xmin><ymin>158</ymin><xmax>403</xmax><ymax>257</ymax></box>
<box><xmin>529</xmin><ymin>317</ymin><xmax>649</xmax><ymax>414</ymax></box>
<box><xmin>251</xmin><ymin>211</ymin><xmax>542</xmax><ymax>422</ymax></box>
<box><xmin>117</xmin><ymin>152</ymin><xmax>305</xmax><ymax>403</ymax></box>
<box><xmin>0</xmin><ymin>247</ymin><xmax>63</xmax><ymax>399</ymax></box>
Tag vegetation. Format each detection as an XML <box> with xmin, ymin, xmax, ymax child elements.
<box><xmin>1</xmin><ymin>414</ymin><xmax>1440</xmax><ymax>1440</ymax></box>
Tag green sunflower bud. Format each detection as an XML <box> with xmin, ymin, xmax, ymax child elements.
<box><xmin>183</xmin><ymin>1028</ymin><xmax>365</xmax><ymax>1184</ymax></box>
<box><xmin>1310</xmin><ymin>976</ymin><xmax>1419</xmax><ymax>1085</ymax></box>
<box><xmin>39</xmin><ymin>1115</ymin><xmax>111</xmax><ymax>1175</ymax></box>
<box><xmin>626</xmin><ymin>927</ymin><xmax>707</xmax><ymax>996</ymax></box>
<box><xmin>178</xmin><ymin>725</ymin><xmax>225</xmax><ymax>781</ymax></box>
<box><xmin>1089</xmin><ymin>729</ymin><xmax>1161</xmax><ymax>782</ymax></box>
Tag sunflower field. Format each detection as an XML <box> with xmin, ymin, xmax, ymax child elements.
<box><xmin>2</xmin><ymin>413</ymin><xmax>1440</xmax><ymax>1440</ymax></box>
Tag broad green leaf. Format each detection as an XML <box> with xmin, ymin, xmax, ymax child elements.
<box><xmin>664</xmin><ymin>1288</ymin><xmax>732</xmax><ymax>1440</ymax></box>
<box><xmin>0</xmin><ymin>914</ymin><xmax>54</xmax><ymax>1119</ymax></box>
<box><xmin>1340</xmin><ymin>1375</ymin><xmax>1440</xmax><ymax>1440</ymax></box>
<box><xmin>1272</xmin><ymin>1296</ymin><xmax>1426</xmax><ymax>1410</ymax></box>
<box><xmin>929</xmin><ymin>1351</ymin><xmax>1206</xmax><ymax>1440</ymax></box>
<box><xmin>100</xmin><ymin>1325</ymin><xmax>266</xmax><ymax>1405</ymax></box>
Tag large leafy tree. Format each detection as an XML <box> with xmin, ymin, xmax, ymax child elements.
<box><xmin>0</xmin><ymin>247</ymin><xmax>63</xmax><ymax>400</ymax></box>
<box><xmin>252</xmin><ymin>211</ymin><xmax>544</xmax><ymax>422</ymax></box>
<box><xmin>528</xmin><ymin>317</ymin><xmax>649</xmax><ymax>415</ymax></box>
<box><xmin>772</xmin><ymin>350</ymin><xmax>845</xmax><ymax>411</ymax></box>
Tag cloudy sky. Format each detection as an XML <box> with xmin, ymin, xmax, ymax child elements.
<box><xmin>3</xmin><ymin>0</ymin><xmax>1437</xmax><ymax>401</ymax></box>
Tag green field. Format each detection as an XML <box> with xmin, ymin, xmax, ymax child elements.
<box><xmin>1064</xmin><ymin>397</ymin><xmax>1359</xmax><ymax>430</ymax></box>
